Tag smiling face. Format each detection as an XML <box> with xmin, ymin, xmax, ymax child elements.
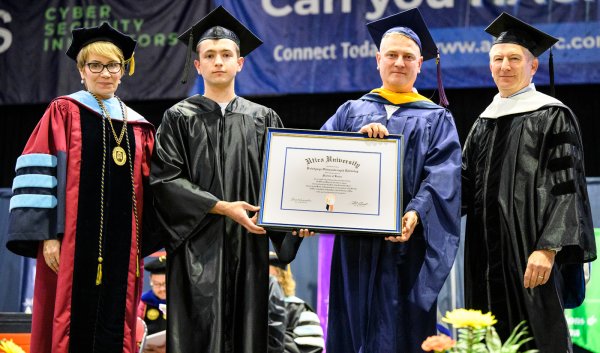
<box><xmin>194</xmin><ymin>38</ymin><xmax>244</xmax><ymax>90</ymax></box>
<box><xmin>376</xmin><ymin>33</ymin><xmax>423</xmax><ymax>93</ymax></box>
<box><xmin>77</xmin><ymin>42</ymin><xmax>124</xmax><ymax>99</ymax></box>
<box><xmin>489</xmin><ymin>43</ymin><xmax>538</xmax><ymax>97</ymax></box>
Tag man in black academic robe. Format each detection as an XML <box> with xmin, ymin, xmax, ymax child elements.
<box><xmin>150</xmin><ymin>7</ymin><xmax>301</xmax><ymax>353</ymax></box>
<box><xmin>462</xmin><ymin>13</ymin><xmax>596</xmax><ymax>353</ymax></box>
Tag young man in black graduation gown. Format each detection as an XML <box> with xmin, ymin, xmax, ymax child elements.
<box><xmin>150</xmin><ymin>6</ymin><xmax>302</xmax><ymax>353</ymax></box>
<box><xmin>462</xmin><ymin>13</ymin><xmax>596</xmax><ymax>353</ymax></box>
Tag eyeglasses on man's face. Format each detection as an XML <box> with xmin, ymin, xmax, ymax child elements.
<box><xmin>151</xmin><ymin>282</ymin><xmax>167</xmax><ymax>288</ymax></box>
<box><xmin>86</xmin><ymin>62</ymin><xmax>123</xmax><ymax>74</ymax></box>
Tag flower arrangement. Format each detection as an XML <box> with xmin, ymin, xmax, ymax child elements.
<box><xmin>421</xmin><ymin>309</ymin><xmax>538</xmax><ymax>353</ymax></box>
<box><xmin>0</xmin><ymin>339</ymin><xmax>26</xmax><ymax>353</ymax></box>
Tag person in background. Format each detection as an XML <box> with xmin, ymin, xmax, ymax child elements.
<box><xmin>268</xmin><ymin>267</ymin><xmax>286</xmax><ymax>353</ymax></box>
<box><xmin>137</xmin><ymin>256</ymin><xmax>167</xmax><ymax>353</ymax></box>
<box><xmin>319</xmin><ymin>8</ymin><xmax>461</xmax><ymax>353</ymax></box>
<box><xmin>5</xmin><ymin>23</ymin><xmax>159</xmax><ymax>353</ymax></box>
<box><xmin>462</xmin><ymin>13</ymin><xmax>596</xmax><ymax>353</ymax></box>
<box><xmin>269</xmin><ymin>252</ymin><xmax>324</xmax><ymax>353</ymax></box>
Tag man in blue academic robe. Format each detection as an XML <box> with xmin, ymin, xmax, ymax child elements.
<box><xmin>320</xmin><ymin>9</ymin><xmax>461</xmax><ymax>353</ymax></box>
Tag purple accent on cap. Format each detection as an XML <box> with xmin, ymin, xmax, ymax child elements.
<box><xmin>384</xmin><ymin>27</ymin><xmax>422</xmax><ymax>52</ymax></box>
<box><xmin>436</xmin><ymin>53</ymin><xmax>449</xmax><ymax>107</ymax></box>
<box><xmin>317</xmin><ymin>234</ymin><xmax>335</xmax><ymax>342</ymax></box>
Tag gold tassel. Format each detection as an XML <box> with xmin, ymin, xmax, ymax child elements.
<box><xmin>96</xmin><ymin>259</ymin><xmax>103</xmax><ymax>285</ymax></box>
<box><xmin>136</xmin><ymin>254</ymin><xmax>140</xmax><ymax>277</ymax></box>
<box><xmin>127</xmin><ymin>54</ymin><xmax>136</xmax><ymax>76</ymax></box>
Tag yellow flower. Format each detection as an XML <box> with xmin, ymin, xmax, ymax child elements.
<box><xmin>0</xmin><ymin>339</ymin><xmax>26</xmax><ymax>353</ymax></box>
<box><xmin>442</xmin><ymin>308</ymin><xmax>497</xmax><ymax>328</ymax></box>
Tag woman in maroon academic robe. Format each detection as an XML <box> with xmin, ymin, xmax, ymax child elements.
<box><xmin>5</xmin><ymin>23</ymin><xmax>157</xmax><ymax>353</ymax></box>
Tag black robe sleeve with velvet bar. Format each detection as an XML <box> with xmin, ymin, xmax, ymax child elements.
<box><xmin>150</xmin><ymin>95</ymin><xmax>301</xmax><ymax>353</ymax></box>
<box><xmin>462</xmin><ymin>103</ymin><xmax>596</xmax><ymax>353</ymax></box>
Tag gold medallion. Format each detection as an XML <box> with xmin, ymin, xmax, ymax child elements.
<box><xmin>147</xmin><ymin>308</ymin><xmax>160</xmax><ymax>321</ymax></box>
<box><xmin>112</xmin><ymin>146</ymin><xmax>127</xmax><ymax>166</ymax></box>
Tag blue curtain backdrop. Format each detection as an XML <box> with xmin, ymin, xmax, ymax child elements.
<box><xmin>588</xmin><ymin>177</ymin><xmax>600</xmax><ymax>223</ymax></box>
<box><xmin>0</xmin><ymin>189</ymin><xmax>34</xmax><ymax>312</ymax></box>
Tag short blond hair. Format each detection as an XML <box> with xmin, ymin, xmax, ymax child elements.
<box><xmin>76</xmin><ymin>41</ymin><xmax>124</xmax><ymax>70</ymax></box>
<box><xmin>272</xmin><ymin>266</ymin><xmax>296</xmax><ymax>297</ymax></box>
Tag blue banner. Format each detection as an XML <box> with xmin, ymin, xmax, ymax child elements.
<box><xmin>215</xmin><ymin>0</ymin><xmax>600</xmax><ymax>95</ymax></box>
<box><xmin>2</xmin><ymin>1</ymin><xmax>597</xmax><ymax>102</ymax></box>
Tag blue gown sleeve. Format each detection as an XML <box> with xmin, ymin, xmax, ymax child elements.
<box><xmin>406</xmin><ymin>110</ymin><xmax>462</xmax><ymax>310</ymax></box>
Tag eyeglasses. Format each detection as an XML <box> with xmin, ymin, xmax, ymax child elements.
<box><xmin>86</xmin><ymin>62</ymin><xmax>123</xmax><ymax>74</ymax></box>
<box><xmin>150</xmin><ymin>282</ymin><xmax>167</xmax><ymax>288</ymax></box>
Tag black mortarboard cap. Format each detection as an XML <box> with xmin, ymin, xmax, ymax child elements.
<box><xmin>177</xmin><ymin>6</ymin><xmax>262</xmax><ymax>84</ymax></box>
<box><xmin>486</xmin><ymin>12</ymin><xmax>559</xmax><ymax>96</ymax></box>
<box><xmin>366</xmin><ymin>8</ymin><xmax>437</xmax><ymax>61</ymax></box>
<box><xmin>66</xmin><ymin>22</ymin><xmax>137</xmax><ymax>75</ymax></box>
<box><xmin>178</xmin><ymin>5</ymin><xmax>262</xmax><ymax>56</ymax></box>
<box><xmin>144</xmin><ymin>256</ymin><xmax>166</xmax><ymax>274</ymax></box>
<box><xmin>485</xmin><ymin>12</ymin><xmax>558</xmax><ymax>57</ymax></box>
<box><xmin>66</xmin><ymin>22</ymin><xmax>136</xmax><ymax>62</ymax></box>
<box><xmin>269</xmin><ymin>251</ymin><xmax>286</xmax><ymax>270</ymax></box>
<box><xmin>366</xmin><ymin>8</ymin><xmax>449</xmax><ymax>106</ymax></box>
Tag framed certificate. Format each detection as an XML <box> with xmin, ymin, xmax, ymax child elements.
<box><xmin>258</xmin><ymin>128</ymin><xmax>403</xmax><ymax>235</ymax></box>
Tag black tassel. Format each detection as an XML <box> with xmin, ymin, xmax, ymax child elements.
<box><xmin>436</xmin><ymin>51</ymin><xmax>449</xmax><ymax>107</ymax></box>
<box><xmin>549</xmin><ymin>48</ymin><xmax>555</xmax><ymax>97</ymax></box>
<box><xmin>180</xmin><ymin>34</ymin><xmax>194</xmax><ymax>84</ymax></box>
